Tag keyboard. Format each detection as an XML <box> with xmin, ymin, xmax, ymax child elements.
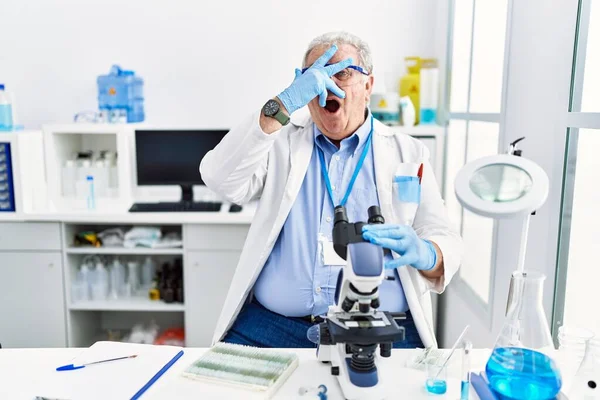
<box><xmin>128</xmin><ymin>201</ymin><xmax>222</xmax><ymax>212</ymax></box>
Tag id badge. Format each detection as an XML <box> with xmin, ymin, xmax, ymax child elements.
<box><xmin>319</xmin><ymin>234</ymin><xmax>346</xmax><ymax>266</ymax></box>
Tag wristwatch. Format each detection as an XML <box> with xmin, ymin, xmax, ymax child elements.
<box><xmin>262</xmin><ymin>99</ymin><xmax>290</xmax><ymax>126</ymax></box>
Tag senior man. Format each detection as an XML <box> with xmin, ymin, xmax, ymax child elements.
<box><xmin>200</xmin><ymin>31</ymin><xmax>463</xmax><ymax>349</ymax></box>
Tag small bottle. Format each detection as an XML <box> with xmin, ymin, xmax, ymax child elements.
<box><xmin>92</xmin><ymin>260</ymin><xmax>109</xmax><ymax>301</ymax></box>
<box><xmin>86</xmin><ymin>175</ymin><xmax>95</xmax><ymax>210</ymax></box>
<box><xmin>419</xmin><ymin>58</ymin><xmax>439</xmax><ymax>125</ymax></box>
<box><xmin>109</xmin><ymin>258</ymin><xmax>125</xmax><ymax>299</ymax></box>
<box><xmin>0</xmin><ymin>84</ymin><xmax>13</xmax><ymax>131</ymax></box>
<box><xmin>141</xmin><ymin>256</ymin><xmax>155</xmax><ymax>288</ymax></box>
<box><xmin>61</xmin><ymin>159</ymin><xmax>77</xmax><ymax>197</ymax></box>
<box><xmin>399</xmin><ymin>57</ymin><xmax>422</xmax><ymax>124</ymax></box>
<box><xmin>127</xmin><ymin>261</ymin><xmax>140</xmax><ymax>294</ymax></box>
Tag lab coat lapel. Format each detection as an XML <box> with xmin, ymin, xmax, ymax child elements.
<box><xmin>373</xmin><ymin>131</ymin><xmax>396</xmax><ymax>222</ymax></box>
<box><xmin>272</xmin><ymin>124</ymin><xmax>314</xmax><ymax>235</ymax></box>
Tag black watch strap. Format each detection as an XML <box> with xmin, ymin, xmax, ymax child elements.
<box><xmin>263</xmin><ymin>99</ymin><xmax>290</xmax><ymax>126</ymax></box>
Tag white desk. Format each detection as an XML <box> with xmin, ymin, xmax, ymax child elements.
<box><xmin>0</xmin><ymin>348</ymin><xmax>490</xmax><ymax>400</ymax></box>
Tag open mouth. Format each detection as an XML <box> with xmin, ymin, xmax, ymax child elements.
<box><xmin>324</xmin><ymin>98</ymin><xmax>341</xmax><ymax>113</ymax></box>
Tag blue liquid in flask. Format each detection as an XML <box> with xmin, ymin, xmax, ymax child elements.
<box><xmin>485</xmin><ymin>347</ymin><xmax>562</xmax><ymax>400</ymax></box>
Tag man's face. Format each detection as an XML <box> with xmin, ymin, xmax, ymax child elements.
<box><xmin>305</xmin><ymin>44</ymin><xmax>374</xmax><ymax>142</ymax></box>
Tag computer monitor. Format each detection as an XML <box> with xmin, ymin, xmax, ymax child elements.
<box><xmin>135</xmin><ymin>129</ymin><xmax>228</xmax><ymax>202</ymax></box>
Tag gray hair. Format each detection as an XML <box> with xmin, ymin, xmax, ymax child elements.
<box><xmin>302</xmin><ymin>31</ymin><xmax>373</xmax><ymax>74</ymax></box>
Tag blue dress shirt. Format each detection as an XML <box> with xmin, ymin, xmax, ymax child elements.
<box><xmin>254</xmin><ymin>112</ymin><xmax>408</xmax><ymax>317</ymax></box>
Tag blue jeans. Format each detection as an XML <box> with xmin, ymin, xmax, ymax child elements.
<box><xmin>223</xmin><ymin>299</ymin><xmax>424</xmax><ymax>349</ymax></box>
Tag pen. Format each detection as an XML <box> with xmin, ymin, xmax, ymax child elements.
<box><xmin>56</xmin><ymin>354</ymin><xmax>138</xmax><ymax>371</ymax></box>
<box><xmin>417</xmin><ymin>162</ymin><xmax>424</xmax><ymax>184</ymax></box>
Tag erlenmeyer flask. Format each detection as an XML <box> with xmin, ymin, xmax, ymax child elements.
<box><xmin>568</xmin><ymin>336</ymin><xmax>600</xmax><ymax>399</ymax></box>
<box><xmin>485</xmin><ymin>270</ymin><xmax>562</xmax><ymax>399</ymax></box>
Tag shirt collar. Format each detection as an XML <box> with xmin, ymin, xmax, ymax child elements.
<box><xmin>313</xmin><ymin>108</ymin><xmax>373</xmax><ymax>156</ymax></box>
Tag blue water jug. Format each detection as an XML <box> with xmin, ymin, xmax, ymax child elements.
<box><xmin>97</xmin><ymin>65</ymin><xmax>144</xmax><ymax>123</ymax></box>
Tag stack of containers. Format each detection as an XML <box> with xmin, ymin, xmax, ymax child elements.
<box><xmin>97</xmin><ymin>65</ymin><xmax>145</xmax><ymax>123</ymax></box>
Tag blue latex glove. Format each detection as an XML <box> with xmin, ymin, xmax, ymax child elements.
<box><xmin>277</xmin><ymin>44</ymin><xmax>353</xmax><ymax>114</ymax></box>
<box><xmin>362</xmin><ymin>224</ymin><xmax>437</xmax><ymax>271</ymax></box>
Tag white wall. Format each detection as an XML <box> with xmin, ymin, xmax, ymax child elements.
<box><xmin>1</xmin><ymin>0</ymin><xmax>440</xmax><ymax>129</ymax></box>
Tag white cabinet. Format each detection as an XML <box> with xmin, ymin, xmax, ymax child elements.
<box><xmin>0</xmin><ymin>252</ymin><xmax>66</xmax><ymax>348</ymax></box>
<box><xmin>184</xmin><ymin>250</ymin><xmax>241</xmax><ymax>347</ymax></box>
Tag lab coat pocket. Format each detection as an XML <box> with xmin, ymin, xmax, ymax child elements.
<box><xmin>392</xmin><ymin>174</ymin><xmax>420</xmax><ymax>226</ymax></box>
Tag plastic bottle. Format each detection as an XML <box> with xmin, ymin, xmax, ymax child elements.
<box><xmin>109</xmin><ymin>258</ymin><xmax>126</xmax><ymax>299</ymax></box>
<box><xmin>92</xmin><ymin>158</ymin><xmax>108</xmax><ymax>198</ymax></box>
<box><xmin>86</xmin><ymin>175</ymin><xmax>95</xmax><ymax>210</ymax></box>
<box><xmin>127</xmin><ymin>261</ymin><xmax>140</xmax><ymax>294</ymax></box>
<box><xmin>61</xmin><ymin>159</ymin><xmax>77</xmax><ymax>197</ymax></box>
<box><xmin>0</xmin><ymin>84</ymin><xmax>13</xmax><ymax>131</ymax></box>
<box><xmin>141</xmin><ymin>256</ymin><xmax>155</xmax><ymax>288</ymax></box>
<box><xmin>399</xmin><ymin>57</ymin><xmax>422</xmax><ymax>125</ymax></box>
<box><xmin>97</xmin><ymin>65</ymin><xmax>144</xmax><ymax>123</ymax></box>
<box><xmin>419</xmin><ymin>58</ymin><xmax>439</xmax><ymax>125</ymax></box>
<box><xmin>92</xmin><ymin>259</ymin><xmax>109</xmax><ymax>300</ymax></box>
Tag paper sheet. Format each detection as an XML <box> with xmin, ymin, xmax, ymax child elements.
<box><xmin>34</xmin><ymin>341</ymin><xmax>182</xmax><ymax>400</ymax></box>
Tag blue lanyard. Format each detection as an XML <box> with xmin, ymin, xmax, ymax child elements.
<box><xmin>317</xmin><ymin>115</ymin><xmax>374</xmax><ymax>208</ymax></box>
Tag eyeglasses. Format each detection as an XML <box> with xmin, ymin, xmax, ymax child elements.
<box><xmin>301</xmin><ymin>64</ymin><xmax>370</xmax><ymax>84</ymax></box>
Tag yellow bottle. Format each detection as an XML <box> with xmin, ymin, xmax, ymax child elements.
<box><xmin>399</xmin><ymin>57</ymin><xmax>422</xmax><ymax>124</ymax></box>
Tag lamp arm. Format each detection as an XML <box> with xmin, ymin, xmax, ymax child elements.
<box><xmin>516</xmin><ymin>213</ymin><xmax>532</xmax><ymax>273</ymax></box>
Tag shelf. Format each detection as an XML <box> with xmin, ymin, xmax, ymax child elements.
<box><xmin>69</xmin><ymin>298</ymin><xmax>185</xmax><ymax>312</ymax></box>
<box><xmin>66</xmin><ymin>246</ymin><xmax>183</xmax><ymax>255</ymax></box>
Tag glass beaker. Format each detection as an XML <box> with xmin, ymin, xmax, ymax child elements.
<box><xmin>568</xmin><ymin>336</ymin><xmax>600</xmax><ymax>399</ymax></box>
<box><xmin>485</xmin><ymin>271</ymin><xmax>562</xmax><ymax>399</ymax></box>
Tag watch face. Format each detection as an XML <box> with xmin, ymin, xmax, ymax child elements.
<box><xmin>263</xmin><ymin>100</ymin><xmax>279</xmax><ymax>116</ymax></box>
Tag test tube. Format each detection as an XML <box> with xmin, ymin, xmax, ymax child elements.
<box><xmin>461</xmin><ymin>340</ymin><xmax>472</xmax><ymax>400</ymax></box>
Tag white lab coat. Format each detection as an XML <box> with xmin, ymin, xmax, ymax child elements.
<box><xmin>200</xmin><ymin>109</ymin><xmax>463</xmax><ymax>348</ymax></box>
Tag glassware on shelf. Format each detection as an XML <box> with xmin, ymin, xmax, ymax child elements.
<box><xmin>485</xmin><ymin>270</ymin><xmax>562</xmax><ymax>399</ymax></box>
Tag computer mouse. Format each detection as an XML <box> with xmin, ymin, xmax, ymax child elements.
<box><xmin>229</xmin><ymin>204</ymin><xmax>243</xmax><ymax>212</ymax></box>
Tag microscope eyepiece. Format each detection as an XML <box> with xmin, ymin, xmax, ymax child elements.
<box><xmin>367</xmin><ymin>206</ymin><xmax>384</xmax><ymax>224</ymax></box>
<box><xmin>334</xmin><ymin>205</ymin><xmax>349</xmax><ymax>225</ymax></box>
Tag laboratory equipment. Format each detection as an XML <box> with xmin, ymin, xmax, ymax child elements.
<box><xmin>568</xmin><ymin>336</ymin><xmax>600</xmax><ymax>399</ymax></box>
<box><xmin>91</xmin><ymin>259</ymin><xmax>109</xmax><ymax>301</ymax></box>
<box><xmin>97</xmin><ymin>65</ymin><xmax>144</xmax><ymax>123</ymax></box>
<box><xmin>130</xmin><ymin>129</ymin><xmax>228</xmax><ymax>212</ymax></box>
<box><xmin>423</xmin><ymin>325</ymin><xmax>470</xmax><ymax>394</ymax></box>
<box><xmin>299</xmin><ymin>384</ymin><xmax>328</xmax><ymax>399</ymax></box>
<box><xmin>61</xmin><ymin>159</ymin><xmax>77</xmax><ymax>197</ymax></box>
<box><xmin>485</xmin><ymin>271</ymin><xmax>562</xmax><ymax>399</ymax></box>
<box><xmin>0</xmin><ymin>84</ymin><xmax>13</xmax><ymax>131</ymax></box>
<box><xmin>314</xmin><ymin>205</ymin><xmax>406</xmax><ymax>400</ymax></box>
<box><xmin>0</xmin><ymin>142</ymin><xmax>15</xmax><ymax>211</ymax></box>
<box><xmin>141</xmin><ymin>256</ymin><xmax>155</xmax><ymax>288</ymax></box>
<box><xmin>455</xmin><ymin>138</ymin><xmax>562</xmax><ymax>399</ymax></box>
<box><xmin>399</xmin><ymin>57</ymin><xmax>421</xmax><ymax>124</ymax></box>
<box><xmin>181</xmin><ymin>342</ymin><xmax>299</xmax><ymax>398</ymax></box>
<box><xmin>461</xmin><ymin>341</ymin><xmax>472</xmax><ymax>400</ymax></box>
<box><xmin>399</xmin><ymin>96</ymin><xmax>416</xmax><ymax>126</ymax></box>
<box><xmin>127</xmin><ymin>261</ymin><xmax>140</xmax><ymax>294</ymax></box>
<box><xmin>558</xmin><ymin>325</ymin><xmax>595</xmax><ymax>386</ymax></box>
<box><xmin>426</xmin><ymin>364</ymin><xmax>447</xmax><ymax>394</ymax></box>
<box><xmin>419</xmin><ymin>58</ymin><xmax>439</xmax><ymax>125</ymax></box>
<box><xmin>86</xmin><ymin>175</ymin><xmax>95</xmax><ymax>210</ymax></box>
<box><xmin>370</xmin><ymin>93</ymin><xmax>400</xmax><ymax>124</ymax></box>
<box><xmin>454</xmin><ymin>137</ymin><xmax>549</xmax><ymax>273</ymax></box>
<box><xmin>109</xmin><ymin>258</ymin><xmax>126</xmax><ymax>299</ymax></box>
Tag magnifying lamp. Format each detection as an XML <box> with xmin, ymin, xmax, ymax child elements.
<box><xmin>454</xmin><ymin>137</ymin><xmax>549</xmax><ymax>273</ymax></box>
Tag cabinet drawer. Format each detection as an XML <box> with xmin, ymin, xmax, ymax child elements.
<box><xmin>0</xmin><ymin>222</ymin><xmax>62</xmax><ymax>250</ymax></box>
<box><xmin>184</xmin><ymin>224</ymin><xmax>249</xmax><ymax>251</ymax></box>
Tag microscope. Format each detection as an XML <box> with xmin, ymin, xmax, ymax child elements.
<box><xmin>316</xmin><ymin>205</ymin><xmax>406</xmax><ymax>400</ymax></box>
